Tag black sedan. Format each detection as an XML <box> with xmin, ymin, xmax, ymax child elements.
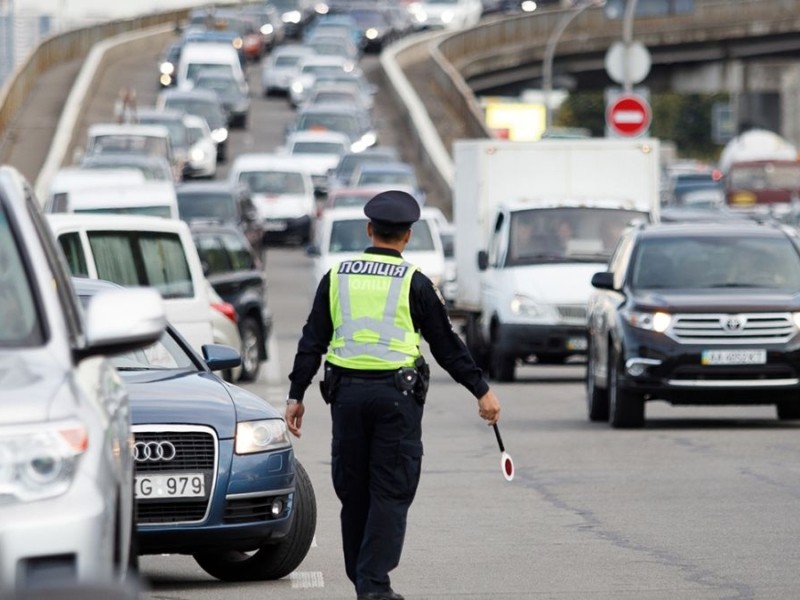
<box><xmin>190</xmin><ymin>222</ymin><xmax>272</xmax><ymax>382</ymax></box>
<box><xmin>586</xmin><ymin>220</ymin><xmax>800</xmax><ymax>428</ymax></box>
<box><xmin>73</xmin><ymin>278</ymin><xmax>315</xmax><ymax>581</ymax></box>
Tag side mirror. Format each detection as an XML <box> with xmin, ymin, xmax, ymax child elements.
<box><xmin>591</xmin><ymin>271</ymin><xmax>616</xmax><ymax>290</ymax></box>
<box><xmin>305</xmin><ymin>244</ymin><xmax>320</xmax><ymax>257</ymax></box>
<box><xmin>477</xmin><ymin>250</ymin><xmax>488</xmax><ymax>271</ymax></box>
<box><xmin>80</xmin><ymin>288</ymin><xmax>166</xmax><ymax>359</ymax></box>
<box><xmin>202</xmin><ymin>344</ymin><xmax>241</xmax><ymax>371</ymax></box>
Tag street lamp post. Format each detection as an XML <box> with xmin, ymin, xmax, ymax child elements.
<box><xmin>622</xmin><ymin>0</ymin><xmax>640</xmax><ymax>93</ymax></box>
<box><xmin>542</xmin><ymin>0</ymin><xmax>606</xmax><ymax>132</ymax></box>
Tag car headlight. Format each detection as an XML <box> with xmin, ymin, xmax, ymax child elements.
<box><xmin>261</xmin><ymin>24</ymin><xmax>274</xmax><ymax>35</ymax></box>
<box><xmin>190</xmin><ymin>148</ymin><xmax>206</xmax><ymax>162</ymax></box>
<box><xmin>235</xmin><ymin>420</ymin><xmax>291</xmax><ymax>454</ymax></box>
<box><xmin>510</xmin><ymin>294</ymin><xmax>543</xmax><ymax>317</ymax></box>
<box><xmin>211</xmin><ymin>128</ymin><xmax>228</xmax><ymax>143</ymax></box>
<box><xmin>792</xmin><ymin>312</ymin><xmax>800</xmax><ymax>329</ymax></box>
<box><xmin>291</xmin><ymin>81</ymin><xmax>304</xmax><ymax>95</ymax></box>
<box><xmin>623</xmin><ymin>310</ymin><xmax>671</xmax><ymax>333</ymax></box>
<box><xmin>366</xmin><ymin>28</ymin><xmax>378</xmax><ymax>40</ymax></box>
<box><xmin>521</xmin><ymin>0</ymin><xmax>538</xmax><ymax>11</ymax></box>
<box><xmin>160</xmin><ymin>62</ymin><xmax>174</xmax><ymax>75</ymax></box>
<box><xmin>0</xmin><ymin>421</ymin><xmax>87</xmax><ymax>504</ymax></box>
<box><xmin>282</xmin><ymin>10</ymin><xmax>301</xmax><ymax>23</ymax></box>
<box><xmin>441</xmin><ymin>10</ymin><xmax>455</xmax><ymax>23</ymax></box>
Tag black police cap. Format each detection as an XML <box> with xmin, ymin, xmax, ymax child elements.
<box><xmin>363</xmin><ymin>190</ymin><xmax>420</xmax><ymax>227</ymax></box>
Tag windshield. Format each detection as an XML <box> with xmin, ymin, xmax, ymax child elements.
<box><xmin>164</xmin><ymin>98</ymin><xmax>223</xmax><ymax>128</ymax></box>
<box><xmin>137</xmin><ymin>118</ymin><xmax>187</xmax><ymax>150</ymax></box>
<box><xmin>631</xmin><ymin>235</ymin><xmax>800</xmax><ymax>290</ymax></box>
<box><xmin>111</xmin><ymin>329</ymin><xmax>196</xmax><ymax>370</ymax></box>
<box><xmin>356</xmin><ymin>170</ymin><xmax>415</xmax><ymax>188</ymax></box>
<box><xmin>292</xmin><ymin>141</ymin><xmax>345</xmax><ymax>155</ymax></box>
<box><xmin>329</xmin><ymin>219</ymin><xmax>369</xmax><ymax>252</ymax></box>
<box><xmin>506</xmin><ymin>207</ymin><xmax>645</xmax><ymax>265</ymax></box>
<box><xmin>297</xmin><ymin>113</ymin><xmax>358</xmax><ymax>137</ymax></box>
<box><xmin>75</xmin><ymin>206</ymin><xmax>173</xmax><ymax>219</ymax></box>
<box><xmin>90</xmin><ymin>135</ymin><xmax>169</xmax><ymax>161</ymax></box>
<box><xmin>239</xmin><ymin>170</ymin><xmax>307</xmax><ymax>195</ymax></box>
<box><xmin>178</xmin><ymin>192</ymin><xmax>236</xmax><ymax>222</ymax></box>
<box><xmin>274</xmin><ymin>55</ymin><xmax>302</xmax><ymax>68</ymax></box>
<box><xmin>186</xmin><ymin>63</ymin><xmax>234</xmax><ymax>83</ymax></box>
<box><xmin>0</xmin><ymin>207</ymin><xmax>42</xmax><ymax>346</ymax></box>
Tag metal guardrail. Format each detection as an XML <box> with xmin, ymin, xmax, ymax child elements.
<box><xmin>0</xmin><ymin>11</ymin><xmax>189</xmax><ymax>143</ymax></box>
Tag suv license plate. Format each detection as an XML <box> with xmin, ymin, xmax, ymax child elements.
<box><xmin>135</xmin><ymin>473</ymin><xmax>205</xmax><ymax>500</ymax></box>
<box><xmin>701</xmin><ymin>349</ymin><xmax>766</xmax><ymax>366</ymax></box>
<box><xmin>567</xmin><ymin>337</ymin><xmax>587</xmax><ymax>351</ymax></box>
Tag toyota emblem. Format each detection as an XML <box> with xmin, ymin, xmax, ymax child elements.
<box><xmin>722</xmin><ymin>315</ymin><xmax>745</xmax><ymax>332</ymax></box>
<box><xmin>134</xmin><ymin>440</ymin><xmax>177</xmax><ymax>462</ymax></box>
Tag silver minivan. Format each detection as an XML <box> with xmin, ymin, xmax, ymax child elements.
<box><xmin>0</xmin><ymin>166</ymin><xmax>166</xmax><ymax>592</ymax></box>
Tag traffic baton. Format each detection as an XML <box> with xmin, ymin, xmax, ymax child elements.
<box><xmin>493</xmin><ymin>423</ymin><xmax>514</xmax><ymax>482</ymax></box>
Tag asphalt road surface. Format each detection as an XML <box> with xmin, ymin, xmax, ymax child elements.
<box><xmin>98</xmin><ymin>36</ymin><xmax>800</xmax><ymax>600</ymax></box>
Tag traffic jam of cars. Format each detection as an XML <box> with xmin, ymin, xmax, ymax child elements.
<box><xmin>5</xmin><ymin>0</ymin><xmax>800</xmax><ymax>596</ymax></box>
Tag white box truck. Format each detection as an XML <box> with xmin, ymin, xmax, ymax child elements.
<box><xmin>453</xmin><ymin>138</ymin><xmax>660</xmax><ymax>381</ymax></box>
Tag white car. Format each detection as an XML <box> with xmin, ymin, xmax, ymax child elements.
<box><xmin>46</xmin><ymin>213</ymin><xmax>214</xmax><ymax>354</ymax></box>
<box><xmin>229</xmin><ymin>153</ymin><xmax>316</xmax><ymax>245</ymax></box>
<box><xmin>84</xmin><ymin>122</ymin><xmax>179</xmax><ymax>181</ymax></box>
<box><xmin>281</xmin><ymin>130</ymin><xmax>351</xmax><ymax>195</ymax></box>
<box><xmin>308</xmin><ymin>206</ymin><xmax>446</xmax><ymax>289</ymax></box>
<box><xmin>183</xmin><ymin>114</ymin><xmax>218</xmax><ymax>179</ymax></box>
<box><xmin>288</xmin><ymin>54</ymin><xmax>357</xmax><ymax>107</ymax></box>
<box><xmin>409</xmin><ymin>0</ymin><xmax>483</xmax><ymax>30</ymax></box>
<box><xmin>261</xmin><ymin>44</ymin><xmax>316</xmax><ymax>96</ymax></box>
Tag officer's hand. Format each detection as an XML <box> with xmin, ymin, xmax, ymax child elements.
<box><xmin>478</xmin><ymin>389</ymin><xmax>500</xmax><ymax>425</ymax></box>
<box><xmin>285</xmin><ymin>402</ymin><xmax>305</xmax><ymax>438</ymax></box>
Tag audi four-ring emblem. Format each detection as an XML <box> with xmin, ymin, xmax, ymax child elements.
<box><xmin>134</xmin><ymin>440</ymin><xmax>177</xmax><ymax>462</ymax></box>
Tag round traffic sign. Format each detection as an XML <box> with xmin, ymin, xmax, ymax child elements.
<box><xmin>606</xmin><ymin>94</ymin><xmax>651</xmax><ymax>137</ymax></box>
<box><xmin>604</xmin><ymin>41</ymin><xmax>651</xmax><ymax>86</ymax></box>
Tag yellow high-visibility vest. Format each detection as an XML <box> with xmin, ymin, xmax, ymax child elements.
<box><xmin>326</xmin><ymin>254</ymin><xmax>421</xmax><ymax>370</ymax></box>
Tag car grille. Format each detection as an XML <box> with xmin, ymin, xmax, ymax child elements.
<box><xmin>556</xmin><ymin>304</ymin><xmax>587</xmax><ymax>323</ymax></box>
<box><xmin>133</xmin><ymin>426</ymin><xmax>218</xmax><ymax>525</ymax></box>
<box><xmin>668</xmin><ymin>312</ymin><xmax>796</xmax><ymax>344</ymax></box>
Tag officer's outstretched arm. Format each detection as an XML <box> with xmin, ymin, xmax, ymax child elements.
<box><xmin>478</xmin><ymin>389</ymin><xmax>500</xmax><ymax>425</ymax></box>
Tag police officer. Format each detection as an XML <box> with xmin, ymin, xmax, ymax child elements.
<box><xmin>285</xmin><ymin>190</ymin><xmax>501</xmax><ymax>600</ymax></box>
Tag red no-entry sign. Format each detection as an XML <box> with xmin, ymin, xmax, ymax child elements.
<box><xmin>606</xmin><ymin>94</ymin><xmax>651</xmax><ymax>137</ymax></box>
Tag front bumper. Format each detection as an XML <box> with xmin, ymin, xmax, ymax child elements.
<box><xmin>0</xmin><ymin>479</ymin><xmax>114</xmax><ymax>591</ymax></box>
<box><xmin>262</xmin><ymin>215</ymin><xmax>312</xmax><ymax>244</ymax></box>
<box><xmin>617</xmin><ymin>326</ymin><xmax>800</xmax><ymax>403</ymax></box>
<box><xmin>137</xmin><ymin>440</ymin><xmax>295</xmax><ymax>555</ymax></box>
<box><xmin>494</xmin><ymin>322</ymin><xmax>587</xmax><ymax>358</ymax></box>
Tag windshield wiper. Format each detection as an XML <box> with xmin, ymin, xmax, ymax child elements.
<box><xmin>709</xmin><ymin>283</ymin><xmax>770</xmax><ymax>288</ymax></box>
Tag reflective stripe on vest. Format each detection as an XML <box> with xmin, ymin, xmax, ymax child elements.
<box><xmin>326</xmin><ymin>255</ymin><xmax>421</xmax><ymax>370</ymax></box>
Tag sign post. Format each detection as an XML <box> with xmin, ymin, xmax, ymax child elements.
<box><xmin>606</xmin><ymin>93</ymin><xmax>651</xmax><ymax>137</ymax></box>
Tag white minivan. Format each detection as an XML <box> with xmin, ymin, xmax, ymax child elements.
<box><xmin>177</xmin><ymin>42</ymin><xmax>246</xmax><ymax>89</ymax></box>
<box><xmin>46</xmin><ymin>213</ymin><xmax>214</xmax><ymax>353</ymax></box>
<box><xmin>45</xmin><ymin>179</ymin><xmax>179</xmax><ymax>219</ymax></box>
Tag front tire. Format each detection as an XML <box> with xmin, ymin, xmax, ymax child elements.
<box><xmin>490</xmin><ymin>347</ymin><xmax>515</xmax><ymax>382</ymax></box>
<box><xmin>237</xmin><ymin>316</ymin><xmax>262</xmax><ymax>383</ymax></box>
<box><xmin>586</xmin><ymin>340</ymin><xmax>609</xmax><ymax>422</ymax></box>
<box><xmin>193</xmin><ymin>460</ymin><xmax>317</xmax><ymax>581</ymax></box>
<box><xmin>608</xmin><ymin>348</ymin><xmax>644</xmax><ymax>428</ymax></box>
<box><xmin>777</xmin><ymin>401</ymin><xmax>800</xmax><ymax>420</ymax></box>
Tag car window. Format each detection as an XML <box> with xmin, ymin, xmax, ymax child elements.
<box><xmin>113</xmin><ymin>329</ymin><xmax>195</xmax><ymax>371</ymax></box>
<box><xmin>329</xmin><ymin>219</ymin><xmax>369</xmax><ymax>252</ymax></box>
<box><xmin>58</xmin><ymin>232</ymin><xmax>89</xmax><ymax>277</ymax></box>
<box><xmin>221</xmin><ymin>232</ymin><xmax>255</xmax><ymax>270</ymax></box>
<box><xmin>0</xmin><ymin>205</ymin><xmax>43</xmax><ymax>346</ymax></box>
<box><xmin>87</xmin><ymin>231</ymin><xmax>194</xmax><ymax>298</ymax></box>
<box><xmin>406</xmin><ymin>220</ymin><xmax>435</xmax><ymax>252</ymax></box>
<box><xmin>239</xmin><ymin>170</ymin><xmax>307</xmax><ymax>195</ymax></box>
<box><xmin>178</xmin><ymin>192</ymin><xmax>236</xmax><ymax>223</ymax></box>
<box><xmin>631</xmin><ymin>235</ymin><xmax>800</xmax><ymax>290</ymax></box>
<box><xmin>76</xmin><ymin>206</ymin><xmax>174</xmax><ymax>219</ymax></box>
<box><xmin>195</xmin><ymin>234</ymin><xmax>230</xmax><ymax>275</ymax></box>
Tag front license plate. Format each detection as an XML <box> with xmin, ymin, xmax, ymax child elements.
<box><xmin>701</xmin><ymin>349</ymin><xmax>767</xmax><ymax>366</ymax></box>
<box><xmin>135</xmin><ymin>473</ymin><xmax>205</xmax><ymax>500</ymax></box>
<box><xmin>567</xmin><ymin>336</ymin><xmax>588</xmax><ymax>351</ymax></box>
<box><xmin>264</xmin><ymin>221</ymin><xmax>288</xmax><ymax>231</ymax></box>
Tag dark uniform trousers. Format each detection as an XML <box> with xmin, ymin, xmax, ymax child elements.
<box><xmin>329</xmin><ymin>373</ymin><xmax>424</xmax><ymax>595</ymax></box>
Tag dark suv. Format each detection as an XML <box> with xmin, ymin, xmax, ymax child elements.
<box><xmin>587</xmin><ymin>221</ymin><xmax>800</xmax><ymax>428</ymax></box>
<box><xmin>191</xmin><ymin>223</ymin><xmax>272</xmax><ymax>382</ymax></box>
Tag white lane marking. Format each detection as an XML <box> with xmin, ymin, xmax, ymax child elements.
<box><xmin>311</xmin><ymin>535</ymin><xmax>318</xmax><ymax>548</ymax></box>
<box><xmin>289</xmin><ymin>571</ymin><xmax>324</xmax><ymax>588</ymax></box>
<box><xmin>265</xmin><ymin>335</ymin><xmax>281</xmax><ymax>384</ymax></box>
